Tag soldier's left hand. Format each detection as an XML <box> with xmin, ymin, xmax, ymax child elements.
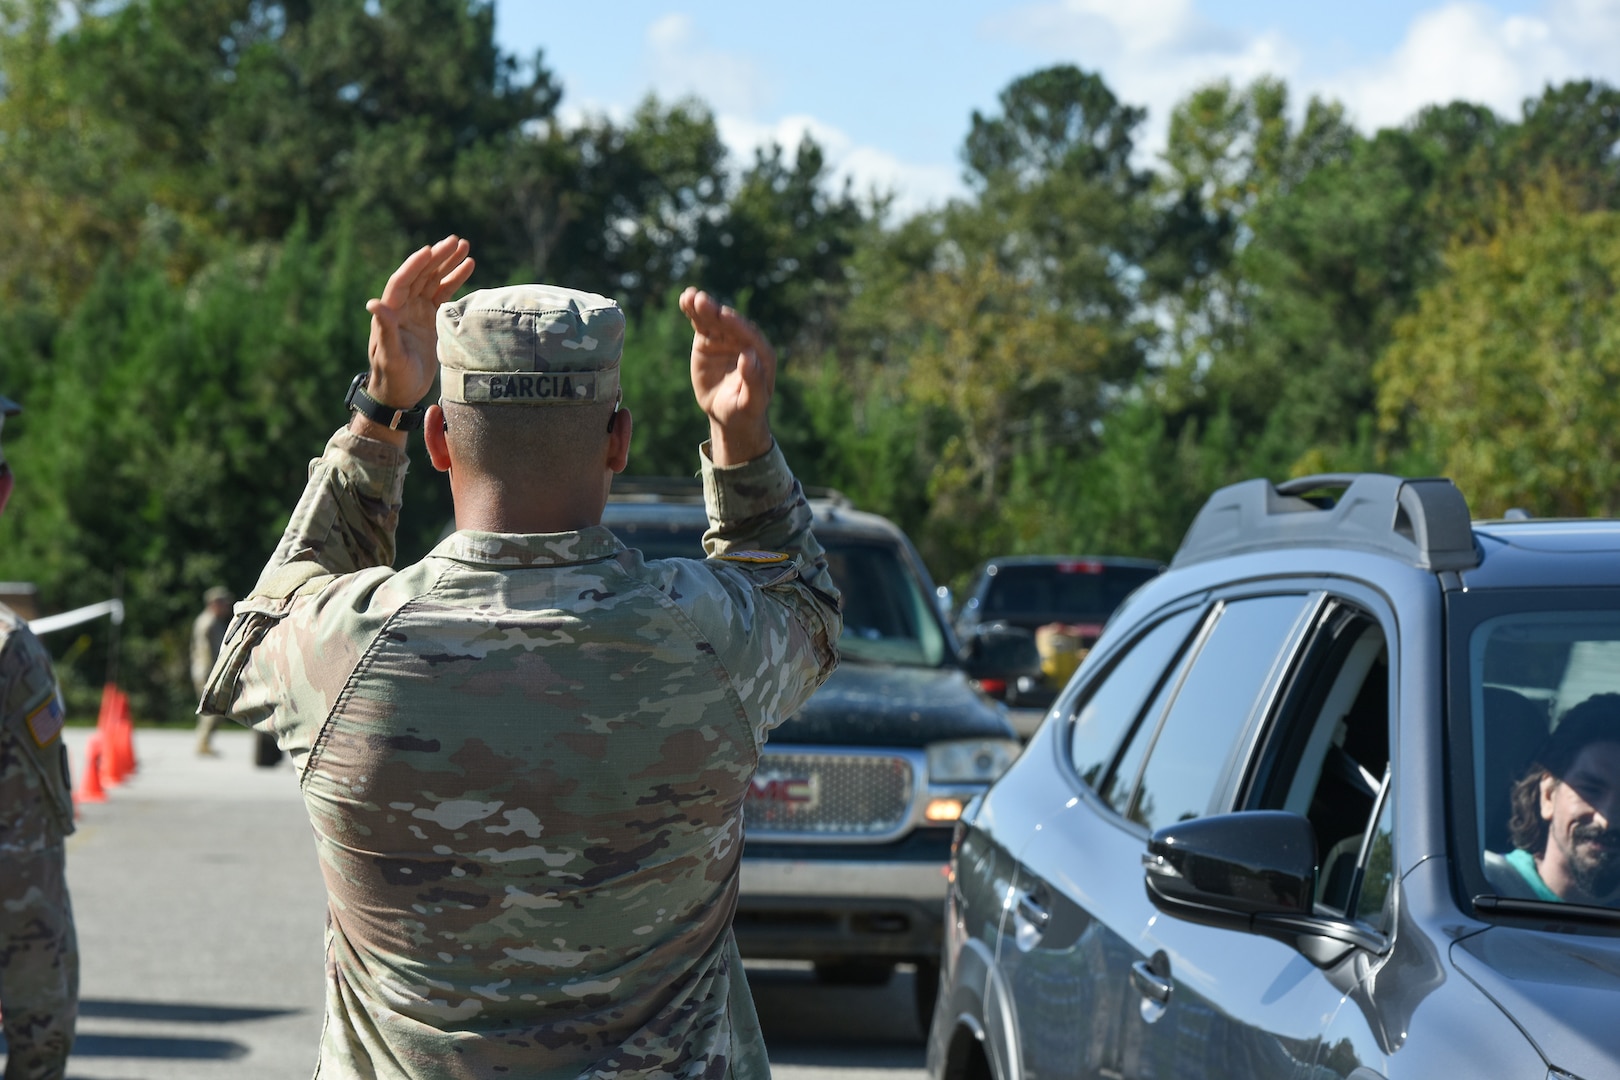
<box><xmin>365</xmin><ymin>236</ymin><xmax>475</xmax><ymax>410</ymax></box>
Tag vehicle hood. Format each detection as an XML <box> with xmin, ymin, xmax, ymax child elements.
<box><xmin>1452</xmin><ymin>925</ymin><xmax>1620</xmax><ymax>1077</ymax></box>
<box><xmin>771</xmin><ymin>662</ymin><xmax>1014</xmax><ymax>748</ymax></box>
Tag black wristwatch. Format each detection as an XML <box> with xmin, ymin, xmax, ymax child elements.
<box><xmin>345</xmin><ymin>372</ymin><xmax>425</xmax><ymax>431</ymax></box>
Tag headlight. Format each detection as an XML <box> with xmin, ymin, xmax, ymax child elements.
<box><xmin>926</xmin><ymin>738</ymin><xmax>1022</xmax><ymax>784</ymax></box>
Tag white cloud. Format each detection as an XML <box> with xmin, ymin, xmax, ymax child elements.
<box><xmin>642</xmin><ymin>13</ymin><xmax>774</xmax><ymax>118</ymax></box>
<box><xmin>631</xmin><ymin>17</ymin><xmax>963</xmax><ymax>216</ymax></box>
<box><xmin>1317</xmin><ymin>1</ymin><xmax>1620</xmax><ymax>132</ymax></box>
<box><xmin>991</xmin><ymin>0</ymin><xmax>1620</xmax><ymax>154</ymax></box>
<box><xmin>991</xmin><ymin>0</ymin><xmax>1300</xmax><ymax>154</ymax></box>
<box><xmin>717</xmin><ymin>114</ymin><xmax>963</xmax><ymax>219</ymax></box>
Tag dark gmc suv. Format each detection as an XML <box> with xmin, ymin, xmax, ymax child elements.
<box><xmin>604</xmin><ymin>480</ymin><xmax>1019</xmax><ymax>1028</ymax></box>
<box><xmin>933</xmin><ymin>473</ymin><xmax>1620</xmax><ymax>1080</ymax></box>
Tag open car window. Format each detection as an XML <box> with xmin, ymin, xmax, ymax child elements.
<box><xmin>1246</xmin><ymin>602</ymin><xmax>1392</xmax><ymax>922</ymax></box>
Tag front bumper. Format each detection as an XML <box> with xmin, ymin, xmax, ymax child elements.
<box><xmin>734</xmin><ymin>830</ymin><xmax>953</xmax><ymax>962</ymax></box>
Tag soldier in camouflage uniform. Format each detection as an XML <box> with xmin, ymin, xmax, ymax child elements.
<box><xmin>202</xmin><ymin>236</ymin><xmax>842</xmax><ymax>1080</ymax></box>
<box><xmin>0</xmin><ymin>393</ymin><xmax>78</xmax><ymax>1080</ymax></box>
<box><xmin>190</xmin><ymin>585</ymin><xmax>233</xmax><ymax>756</ymax></box>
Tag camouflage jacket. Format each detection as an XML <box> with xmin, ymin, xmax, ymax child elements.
<box><xmin>0</xmin><ymin>604</ymin><xmax>74</xmax><ymax>855</ymax></box>
<box><xmin>202</xmin><ymin>427</ymin><xmax>842</xmax><ymax>1080</ymax></box>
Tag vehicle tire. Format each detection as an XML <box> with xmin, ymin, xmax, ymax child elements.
<box><xmin>913</xmin><ymin>959</ymin><xmax>941</xmax><ymax>1036</ymax></box>
<box><xmin>253</xmin><ymin>730</ymin><xmax>283</xmax><ymax>768</ymax></box>
<box><xmin>812</xmin><ymin>959</ymin><xmax>894</xmax><ymax>986</ymax></box>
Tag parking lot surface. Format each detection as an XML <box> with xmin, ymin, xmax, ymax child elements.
<box><xmin>6</xmin><ymin>728</ymin><xmax>926</xmax><ymax>1080</ymax></box>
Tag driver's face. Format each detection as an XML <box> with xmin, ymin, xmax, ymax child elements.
<box><xmin>1541</xmin><ymin>740</ymin><xmax>1620</xmax><ymax>901</ymax></box>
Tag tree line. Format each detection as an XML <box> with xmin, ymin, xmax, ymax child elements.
<box><xmin>3</xmin><ymin>0</ymin><xmax>1618</xmax><ymax>719</ymax></box>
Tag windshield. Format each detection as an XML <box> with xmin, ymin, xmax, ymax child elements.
<box><xmin>607</xmin><ymin>521</ymin><xmax>949</xmax><ymax>668</ymax></box>
<box><xmin>979</xmin><ymin>562</ymin><xmax>1160</xmax><ymax>624</ymax></box>
<box><xmin>1451</xmin><ymin>590</ymin><xmax>1620</xmax><ymax>913</ymax></box>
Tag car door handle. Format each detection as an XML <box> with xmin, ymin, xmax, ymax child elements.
<box><xmin>1016</xmin><ymin>890</ymin><xmax>1050</xmax><ymax>929</ymax></box>
<box><xmin>1130</xmin><ymin>959</ymin><xmax>1172</xmax><ymax>1005</ymax></box>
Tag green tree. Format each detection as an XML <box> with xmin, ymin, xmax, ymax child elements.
<box><xmin>0</xmin><ymin>216</ymin><xmax>418</xmax><ymax>720</ymax></box>
<box><xmin>694</xmin><ymin>137</ymin><xmax>868</xmax><ymax>353</ymax></box>
<box><xmin>0</xmin><ymin>0</ymin><xmax>561</xmax><ymax>308</ymax></box>
<box><xmin>896</xmin><ymin>256</ymin><xmax>1113</xmax><ymax>570</ymax></box>
<box><xmin>1377</xmin><ymin>179</ymin><xmax>1620</xmax><ymax>516</ymax></box>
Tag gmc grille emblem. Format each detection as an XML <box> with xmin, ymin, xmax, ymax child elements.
<box><xmin>749</xmin><ymin>775</ymin><xmax>816</xmax><ymax>806</ymax></box>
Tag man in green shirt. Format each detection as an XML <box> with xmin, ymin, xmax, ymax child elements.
<box><xmin>1485</xmin><ymin>692</ymin><xmax>1620</xmax><ymax>906</ymax></box>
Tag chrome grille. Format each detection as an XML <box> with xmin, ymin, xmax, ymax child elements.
<box><xmin>744</xmin><ymin>749</ymin><xmax>914</xmax><ymax>838</ymax></box>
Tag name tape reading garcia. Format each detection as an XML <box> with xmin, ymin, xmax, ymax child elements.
<box><xmin>459</xmin><ymin>371</ymin><xmax>600</xmax><ymax>404</ymax></box>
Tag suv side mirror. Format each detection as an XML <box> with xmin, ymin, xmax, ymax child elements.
<box><xmin>1144</xmin><ymin>811</ymin><xmax>1316</xmax><ymax>926</ymax></box>
<box><xmin>1143</xmin><ymin>811</ymin><xmax>1383</xmax><ymax>968</ymax></box>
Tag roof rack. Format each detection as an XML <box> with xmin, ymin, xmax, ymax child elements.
<box><xmin>609</xmin><ymin>475</ymin><xmax>854</xmax><ymax>508</ymax></box>
<box><xmin>1171</xmin><ymin>473</ymin><xmax>1479</xmax><ymax>572</ymax></box>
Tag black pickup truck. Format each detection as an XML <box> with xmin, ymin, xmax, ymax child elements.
<box><xmin>603</xmin><ymin>480</ymin><xmax>1019</xmax><ymax>1030</ymax></box>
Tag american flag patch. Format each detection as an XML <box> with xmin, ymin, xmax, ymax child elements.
<box><xmin>715</xmin><ymin>551</ymin><xmax>791</xmax><ymax>564</ymax></box>
<box><xmin>26</xmin><ymin>692</ymin><xmax>65</xmax><ymax>747</ymax></box>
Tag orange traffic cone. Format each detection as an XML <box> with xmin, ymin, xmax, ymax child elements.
<box><xmin>111</xmin><ymin>687</ymin><xmax>137</xmax><ymax>779</ymax></box>
<box><xmin>76</xmin><ymin>732</ymin><xmax>108</xmax><ymax>804</ymax></box>
<box><xmin>97</xmin><ymin>683</ymin><xmax>136</xmax><ymax>785</ymax></box>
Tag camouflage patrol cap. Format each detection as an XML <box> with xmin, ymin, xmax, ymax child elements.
<box><xmin>436</xmin><ymin>285</ymin><xmax>623</xmax><ymax>406</ymax></box>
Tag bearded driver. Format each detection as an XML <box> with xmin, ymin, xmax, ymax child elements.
<box><xmin>1486</xmin><ymin>692</ymin><xmax>1620</xmax><ymax>906</ymax></box>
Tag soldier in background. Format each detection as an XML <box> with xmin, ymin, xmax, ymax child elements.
<box><xmin>190</xmin><ymin>586</ymin><xmax>232</xmax><ymax>757</ymax></box>
<box><xmin>0</xmin><ymin>392</ymin><xmax>78</xmax><ymax>1080</ymax></box>
<box><xmin>201</xmin><ymin>236</ymin><xmax>841</xmax><ymax>1079</ymax></box>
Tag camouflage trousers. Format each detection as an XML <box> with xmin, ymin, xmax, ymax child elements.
<box><xmin>0</xmin><ymin>841</ymin><xmax>77</xmax><ymax>1080</ymax></box>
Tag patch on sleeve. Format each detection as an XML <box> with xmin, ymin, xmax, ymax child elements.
<box><xmin>714</xmin><ymin>551</ymin><xmax>792</xmax><ymax>564</ymax></box>
<box><xmin>26</xmin><ymin>691</ymin><xmax>66</xmax><ymax>747</ymax></box>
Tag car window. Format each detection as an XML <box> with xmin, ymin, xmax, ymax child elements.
<box><xmin>1463</xmin><ymin>607</ymin><xmax>1620</xmax><ymax>910</ymax></box>
<box><xmin>980</xmin><ymin>562</ymin><xmax>1161</xmax><ymax>624</ymax></box>
<box><xmin>1068</xmin><ymin>607</ymin><xmax>1203</xmax><ymax>789</ymax></box>
<box><xmin>824</xmin><ymin>543</ymin><xmax>947</xmax><ymax>666</ymax></box>
<box><xmin>1247</xmin><ymin>604</ymin><xmax>1392</xmax><ymax>917</ymax></box>
<box><xmin>1118</xmin><ymin>595</ymin><xmax>1316</xmax><ymax>830</ymax></box>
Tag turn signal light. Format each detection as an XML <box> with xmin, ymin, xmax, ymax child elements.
<box><xmin>925</xmin><ymin>798</ymin><xmax>965</xmax><ymax>822</ymax></box>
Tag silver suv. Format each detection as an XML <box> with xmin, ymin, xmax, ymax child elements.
<box><xmin>932</xmin><ymin>473</ymin><xmax>1620</xmax><ymax>1080</ymax></box>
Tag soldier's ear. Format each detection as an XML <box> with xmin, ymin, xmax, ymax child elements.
<box><xmin>606</xmin><ymin>407</ymin><xmax>632</xmax><ymax>475</ymax></box>
<box><xmin>424</xmin><ymin>404</ymin><xmax>452</xmax><ymax>473</ymax></box>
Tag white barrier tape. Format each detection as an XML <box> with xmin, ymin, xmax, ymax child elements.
<box><xmin>29</xmin><ymin>599</ymin><xmax>125</xmax><ymax>635</ymax></box>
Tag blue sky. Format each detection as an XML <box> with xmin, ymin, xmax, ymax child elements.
<box><xmin>494</xmin><ymin>1</ymin><xmax>1617</xmax><ymax>214</ymax></box>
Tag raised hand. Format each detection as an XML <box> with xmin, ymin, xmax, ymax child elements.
<box><xmin>679</xmin><ymin>287</ymin><xmax>775</xmax><ymax>466</ymax></box>
<box><xmin>365</xmin><ymin>235</ymin><xmax>476</xmax><ymax>410</ymax></box>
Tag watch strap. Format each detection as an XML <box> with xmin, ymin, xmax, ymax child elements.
<box><xmin>345</xmin><ymin>372</ymin><xmax>425</xmax><ymax>431</ymax></box>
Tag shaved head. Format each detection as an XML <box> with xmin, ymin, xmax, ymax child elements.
<box><xmin>443</xmin><ymin>399</ymin><xmax>619</xmax><ymax>496</ymax></box>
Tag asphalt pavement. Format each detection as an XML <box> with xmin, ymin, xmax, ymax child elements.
<box><xmin>3</xmin><ymin>727</ymin><xmax>927</xmax><ymax>1080</ymax></box>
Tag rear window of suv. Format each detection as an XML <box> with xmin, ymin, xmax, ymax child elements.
<box><xmin>980</xmin><ymin>562</ymin><xmax>1160</xmax><ymax>624</ymax></box>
